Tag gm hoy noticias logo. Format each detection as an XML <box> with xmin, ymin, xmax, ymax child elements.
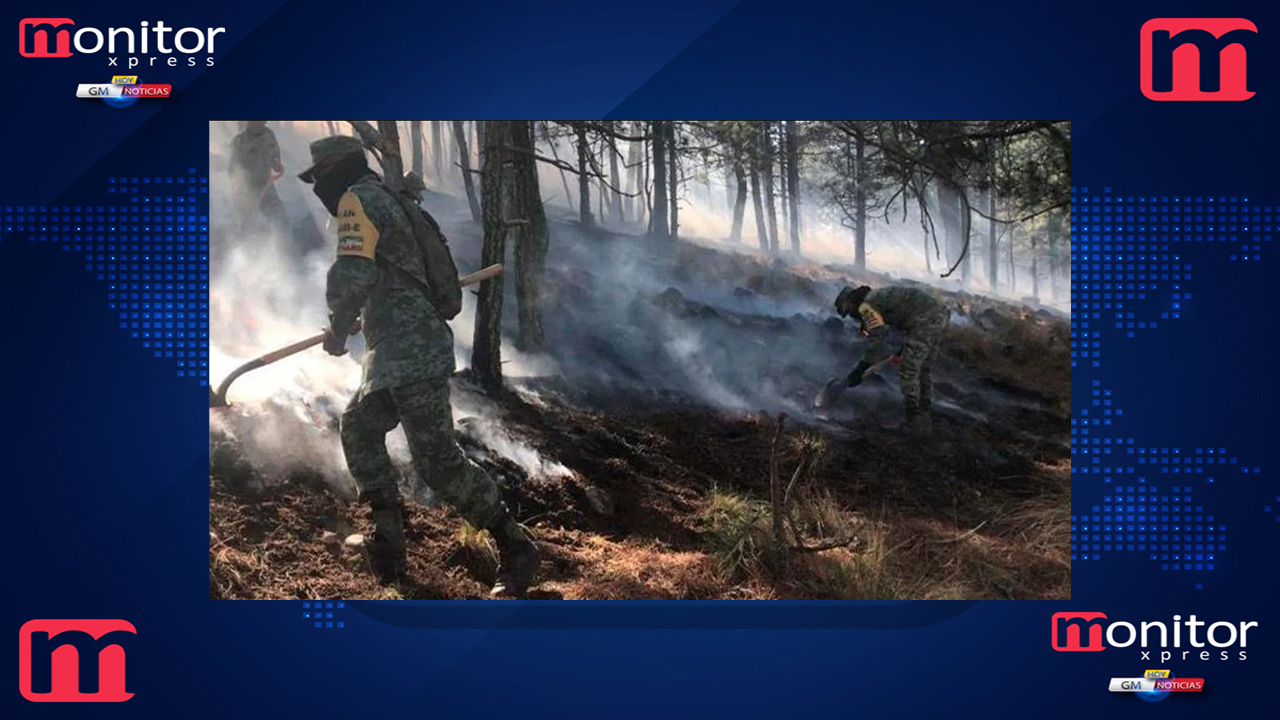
<box><xmin>1141</xmin><ymin>18</ymin><xmax>1258</xmax><ymax>100</ymax></box>
<box><xmin>76</xmin><ymin>76</ymin><xmax>172</xmax><ymax>108</ymax></box>
<box><xmin>18</xmin><ymin>619</ymin><xmax>137</xmax><ymax>702</ymax></box>
<box><xmin>1052</xmin><ymin>612</ymin><xmax>1258</xmax><ymax>661</ymax></box>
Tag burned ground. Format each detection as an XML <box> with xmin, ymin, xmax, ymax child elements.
<box><xmin>210</xmin><ymin>208</ymin><xmax>1070</xmax><ymax>601</ymax></box>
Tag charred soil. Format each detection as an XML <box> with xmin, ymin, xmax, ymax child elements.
<box><xmin>211</xmin><ymin>227</ymin><xmax>1070</xmax><ymax>601</ymax></box>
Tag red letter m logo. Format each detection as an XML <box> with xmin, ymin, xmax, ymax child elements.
<box><xmin>19</xmin><ymin>620</ymin><xmax>136</xmax><ymax>702</ymax></box>
<box><xmin>1141</xmin><ymin>18</ymin><xmax>1256</xmax><ymax>101</ymax></box>
<box><xmin>18</xmin><ymin>18</ymin><xmax>75</xmax><ymax>57</ymax></box>
<box><xmin>1051</xmin><ymin>612</ymin><xmax>1108</xmax><ymax>652</ymax></box>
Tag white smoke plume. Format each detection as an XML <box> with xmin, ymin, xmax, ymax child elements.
<box><xmin>208</xmin><ymin>121</ymin><xmax>576</xmax><ymax>499</ymax></box>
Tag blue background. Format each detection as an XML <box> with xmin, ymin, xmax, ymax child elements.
<box><xmin>4</xmin><ymin>0</ymin><xmax>1278</xmax><ymax>717</ymax></box>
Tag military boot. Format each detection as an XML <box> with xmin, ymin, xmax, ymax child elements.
<box><xmin>352</xmin><ymin>500</ymin><xmax>406</xmax><ymax>584</ymax></box>
<box><xmin>488</xmin><ymin>510</ymin><xmax>540</xmax><ymax>599</ymax></box>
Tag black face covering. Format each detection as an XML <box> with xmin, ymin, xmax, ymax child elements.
<box><xmin>311</xmin><ymin>155</ymin><xmax>370</xmax><ymax>216</ymax></box>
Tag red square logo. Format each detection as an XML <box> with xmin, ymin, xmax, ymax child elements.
<box><xmin>1140</xmin><ymin>18</ymin><xmax>1257</xmax><ymax>101</ymax></box>
<box><xmin>18</xmin><ymin>18</ymin><xmax>75</xmax><ymax>58</ymax></box>
<box><xmin>1051</xmin><ymin>611</ymin><xmax>1108</xmax><ymax>651</ymax></box>
<box><xmin>18</xmin><ymin>620</ymin><xmax>136</xmax><ymax>702</ymax></box>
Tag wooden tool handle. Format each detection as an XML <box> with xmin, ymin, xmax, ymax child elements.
<box><xmin>259</xmin><ymin>333</ymin><xmax>326</xmax><ymax>365</ymax></box>
<box><xmin>460</xmin><ymin>263</ymin><xmax>503</xmax><ymax>286</ymax></box>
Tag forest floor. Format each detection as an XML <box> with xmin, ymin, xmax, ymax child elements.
<box><xmin>210</xmin><ymin>214</ymin><xmax>1071</xmax><ymax>601</ymax></box>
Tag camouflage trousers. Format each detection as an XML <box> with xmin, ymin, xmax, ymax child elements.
<box><xmin>340</xmin><ymin>377</ymin><xmax>503</xmax><ymax>529</ymax></box>
<box><xmin>897</xmin><ymin>309</ymin><xmax>950</xmax><ymax>413</ymax></box>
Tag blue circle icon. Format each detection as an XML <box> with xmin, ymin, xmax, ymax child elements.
<box><xmin>103</xmin><ymin>92</ymin><xmax>137</xmax><ymax>109</ymax></box>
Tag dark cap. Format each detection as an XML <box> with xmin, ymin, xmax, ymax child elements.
<box><xmin>298</xmin><ymin>135</ymin><xmax>366</xmax><ymax>183</ymax></box>
<box><xmin>835</xmin><ymin>285</ymin><xmax>872</xmax><ymax>317</ymax></box>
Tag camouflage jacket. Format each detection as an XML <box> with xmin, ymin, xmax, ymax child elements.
<box><xmin>856</xmin><ymin>286</ymin><xmax>948</xmax><ymax>364</ymax></box>
<box><xmin>325</xmin><ymin>174</ymin><xmax>455</xmax><ymax>398</ymax></box>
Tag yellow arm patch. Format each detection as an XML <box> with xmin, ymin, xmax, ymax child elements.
<box><xmin>858</xmin><ymin>303</ymin><xmax>886</xmax><ymax>331</ymax></box>
<box><xmin>335</xmin><ymin>190</ymin><xmax>379</xmax><ymax>260</ymax></box>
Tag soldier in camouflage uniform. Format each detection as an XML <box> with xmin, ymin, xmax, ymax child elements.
<box><xmin>298</xmin><ymin>136</ymin><xmax>539</xmax><ymax>598</ymax></box>
<box><xmin>831</xmin><ymin>284</ymin><xmax>951</xmax><ymax>432</ymax></box>
<box><xmin>229</xmin><ymin>121</ymin><xmax>286</xmax><ymax>233</ymax></box>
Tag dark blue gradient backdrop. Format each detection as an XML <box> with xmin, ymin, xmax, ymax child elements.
<box><xmin>3</xmin><ymin>1</ymin><xmax>1278</xmax><ymax>717</ymax></box>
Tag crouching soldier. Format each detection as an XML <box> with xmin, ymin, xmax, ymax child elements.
<box><xmin>821</xmin><ymin>284</ymin><xmax>950</xmax><ymax>432</ymax></box>
<box><xmin>298</xmin><ymin>135</ymin><xmax>539</xmax><ymax>598</ymax></box>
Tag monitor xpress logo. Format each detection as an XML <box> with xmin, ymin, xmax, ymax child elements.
<box><xmin>1052</xmin><ymin>612</ymin><xmax>1258</xmax><ymax>661</ymax></box>
<box><xmin>19</xmin><ymin>18</ymin><xmax>223</xmax><ymax>67</ymax></box>
<box><xmin>1140</xmin><ymin>18</ymin><xmax>1257</xmax><ymax>101</ymax></box>
<box><xmin>19</xmin><ymin>620</ymin><xmax>137</xmax><ymax>702</ymax></box>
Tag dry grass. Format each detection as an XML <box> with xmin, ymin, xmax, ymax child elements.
<box><xmin>700</xmin><ymin>489</ymin><xmax>776</xmax><ymax>581</ymax></box>
<box><xmin>945</xmin><ymin>319</ymin><xmax>1070</xmax><ymax>406</ymax></box>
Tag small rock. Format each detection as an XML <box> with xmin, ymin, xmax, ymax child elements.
<box><xmin>343</xmin><ymin>533</ymin><xmax>367</xmax><ymax>549</ymax></box>
<box><xmin>321</xmin><ymin>531</ymin><xmax>340</xmax><ymax>546</ymax></box>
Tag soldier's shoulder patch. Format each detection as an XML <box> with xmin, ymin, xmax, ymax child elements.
<box><xmin>859</xmin><ymin>303</ymin><xmax>886</xmax><ymax>330</ymax></box>
<box><xmin>336</xmin><ymin>190</ymin><xmax>379</xmax><ymax>260</ymax></box>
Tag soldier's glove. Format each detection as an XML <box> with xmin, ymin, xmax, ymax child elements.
<box><xmin>845</xmin><ymin>361</ymin><xmax>872</xmax><ymax>388</ymax></box>
<box><xmin>321</xmin><ymin>325</ymin><xmax>348</xmax><ymax>356</ymax></box>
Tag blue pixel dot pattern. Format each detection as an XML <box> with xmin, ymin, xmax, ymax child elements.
<box><xmin>1</xmin><ymin>169</ymin><xmax>209</xmax><ymax>384</ymax></box>
<box><xmin>1071</xmin><ymin>187</ymin><xmax>1273</xmax><ymax>591</ymax></box>
<box><xmin>303</xmin><ymin>600</ymin><xmax>346</xmax><ymax>628</ymax></box>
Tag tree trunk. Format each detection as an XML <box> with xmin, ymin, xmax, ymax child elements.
<box><xmin>987</xmin><ymin>188</ymin><xmax>998</xmax><ymax>292</ymax></box>
<box><xmin>960</xmin><ymin>188</ymin><xmax>972</xmax><ymax>288</ymax></box>
<box><xmin>750</xmin><ymin>165</ymin><xmax>767</xmax><ymax>252</ymax></box>
<box><xmin>430</xmin><ymin>121</ymin><xmax>443</xmax><ymax>182</ymax></box>
<box><xmin>452</xmin><ymin>120</ymin><xmax>481</xmax><ymax>223</ymax></box>
<box><xmin>472</xmin><ymin>121</ymin><xmax>509</xmax><ymax>392</ymax></box>
<box><xmin>511</xmin><ymin>121</ymin><xmax>548</xmax><ymax>351</ymax></box>
<box><xmin>627</xmin><ymin>126</ymin><xmax>642</xmax><ymax>224</ymax></box>
<box><xmin>923</xmin><ymin>184</ymin><xmax>934</xmax><ymax>275</ymax></box>
<box><xmin>1009</xmin><ymin>225</ymin><xmax>1017</xmax><ymax>293</ymax></box>
<box><xmin>785</xmin><ymin>120</ymin><xmax>801</xmax><ymax>255</ymax></box>
<box><xmin>668</xmin><ymin>122</ymin><xmax>679</xmax><ymax>241</ymax></box>
<box><xmin>779</xmin><ymin>157</ymin><xmax>788</xmax><ymax>244</ymax></box>
<box><xmin>642</xmin><ymin>134</ymin><xmax>651</xmax><ymax>231</ymax></box>
<box><xmin>1030</xmin><ymin>233</ymin><xmax>1040</xmax><ymax>301</ymax></box>
<box><xmin>1047</xmin><ymin>211</ymin><xmax>1062</xmax><ymax>300</ymax></box>
<box><xmin>854</xmin><ymin>133</ymin><xmax>867</xmax><ymax>271</ymax></box>
<box><xmin>608</xmin><ymin>121</ymin><xmax>624</xmax><ymax>223</ymax></box>
<box><xmin>651</xmin><ymin>121</ymin><xmax>669</xmax><ymax>241</ymax></box>
<box><xmin>730</xmin><ymin>156</ymin><xmax>747</xmax><ymax>243</ymax></box>
<box><xmin>760</xmin><ymin>124</ymin><xmax>779</xmax><ymax>253</ymax></box>
<box><xmin>575</xmin><ymin>123</ymin><xmax>593</xmax><ymax>227</ymax></box>
<box><xmin>410</xmin><ymin>121</ymin><xmax>424</xmax><ymax>178</ymax></box>
<box><xmin>374</xmin><ymin>121</ymin><xmax>404</xmax><ymax>193</ymax></box>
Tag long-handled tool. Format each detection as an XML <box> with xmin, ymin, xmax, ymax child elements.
<box><xmin>210</xmin><ymin>263</ymin><xmax>504</xmax><ymax>407</ymax></box>
<box><xmin>812</xmin><ymin>353</ymin><xmax>902</xmax><ymax>409</ymax></box>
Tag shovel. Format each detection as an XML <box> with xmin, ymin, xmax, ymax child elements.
<box><xmin>812</xmin><ymin>354</ymin><xmax>900</xmax><ymax>409</ymax></box>
<box><xmin>210</xmin><ymin>263</ymin><xmax>504</xmax><ymax>407</ymax></box>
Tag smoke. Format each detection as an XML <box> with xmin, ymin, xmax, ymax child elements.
<box><xmin>208</xmin><ymin>121</ymin><xmax>572</xmax><ymax>499</ymax></box>
<box><xmin>210</xmin><ymin>120</ymin><xmax>1067</xmax><ymax>499</ymax></box>
<box><xmin>534</xmin><ymin>128</ymin><xmax>1068</xmax><ymax>313</ymax></box>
